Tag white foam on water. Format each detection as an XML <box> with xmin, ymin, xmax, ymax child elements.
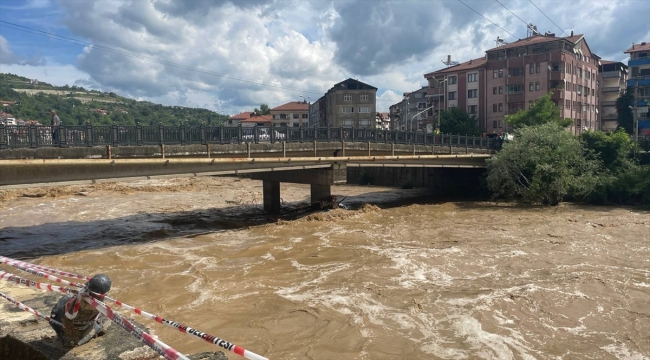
<box><xmin>452</xmin><ymin>315</ymin><xmax>537</xmax><ymax>360</ymax></box>
<box><xmin>633</xmin><ymin>281</ymin><xmax>650</xmax><ymax>288</ymax></box>
<box><xmin>290</xmin><ymin>237</ymin><xmax>303</xmax><ymax>243</ymax></box>
<box><xmin>600</xmin><ymin>343</ymin><xmax>649</xmax><ymax>360</ymax></box>
<box><xmin>261</xmin><ymin>253</ymin><xmax>275</xmax><ymax>261</ymax></box>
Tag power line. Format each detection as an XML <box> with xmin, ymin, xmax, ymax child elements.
<box><xmin>456</xmin><ymin>0</ymin><xmax>518</xmax><ymax>40</ymax></box>
<box><xmin>494</xmin><ymin>0</ymin><xmax>528</xmax><ymax>27</ymax></box>
<box><xmin>527</xmin><ymin>0</ymin><xmax>569</xmax><ymax>37</ymax></box>
<box><xmin>0</xmin><ymin>20</ymin><xmax>325</xmax><ymax>95</ymax></box>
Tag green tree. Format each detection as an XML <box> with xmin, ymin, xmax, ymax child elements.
<box><xmin>505</xmin><ymin>93</ymin><xmax>572</xmax><ymax>129</ymax></box>
<box><xmin>486</xmin><ymin>122</ymin><xmax>599</xmax><ymax>205</ymax></box>
<box><xmin>615</xmin><ymin>88</ymin><xmax>634</xmax><ymax>134</ymax></box>
<box><xmin>580</xmin><ymin>129</ymin><xmax>635</xmax><ymax>171</ymax></box>
<box><xmin>439</xmin><ymin>107</ymin><xmax>480</xmax><ymax>136</ymax></box>
<box><xmin>254</xmin><ymin>104</ymin><xmax>270</xmax><ymax>115</ymax></box>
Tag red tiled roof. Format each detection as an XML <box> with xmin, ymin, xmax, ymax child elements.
<box><xmin>424</xmin><ymin>57</ymin><xmax>487</xmax><ymax>77</ymax></box>
<box><xmin>485</xmin><ymin>34</ymin><xmax>584</xmax><ymax>52</ymax></box>
<box><xmin>231</xmin><ymin>111</ymin><xmax>254</xmax><ymax>120</ymax></box>
<box><xmin>625</xmin><ymin>42</ymin><xmax>650</xmax><ymax>54</ymax></box>
<box><xmin>271</xmin><ymin>101</ymin><xmax>309</xmax><ymax>112</ymax></box>
<box><xmin>240</xmin><ymin>115</ymin><xmax>272</xmax><ymax>123</ymax></box>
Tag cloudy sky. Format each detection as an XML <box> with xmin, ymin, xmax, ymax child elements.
<box><xmin>0</xmin><ymin>0</ymin><xmax>648</xmax><ymax>115</ymax></box>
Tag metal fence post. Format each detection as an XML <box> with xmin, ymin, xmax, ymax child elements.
<box><xmin>313</xmin><ymin>123</ymin><xmax>318</xmax><ymax>142</ymax></box>
<box><xmin>158</xmin><ymin>123</ymin><xmax>164</xmax><ymax>145</ymax></box>
<box><xmin>28</xmin><ymin>124</ymin><xmax>36</xmax><ymax>148</ymax></box>
<box><xmin>351</xmin><ymin>125</ymin><xmax>355</xmax><ymax>141</ymax></box>
<box><xmin>200</xmin><ymin>124</ymin><xmax>206</xmax><ymax>145</ymax></box>
<box><xmin>327</xmin><ymin>125</ymin><xmax>331</xmax><ymax>142</ymax></box>
<box><xmin>237</xmin><ymin>123</ymin><xmax>242</xmax><ymax>144</ymax></box>
<box><xmin>299</xmin><ymin>124</ymin><xmax>304</xmax><ymax>143</ymax></box>
<box><xmin>254</xmin><ymin>125</ymin><xmax>259</xmax><ymax>144</ymax></box>
<box><xmin>59</xmin><ymin>124</ymin><xmax>67</xmax><ymax>148</ymax></box>
<box><xmin>0</xmin><ymin>124</ymin><xmax>6</xmax><ymax>149</ymax></box>
<box><xmin>180</xmin><ymin>124</ymin><xmax>186</xmax><ymax>145</ymax></box>
<box><xmin>86</xmin><ymin>123</ymin><xmax>93</xmax><ymax>147</ymax></box>
<box><xmin>219</xmin><ymin>124</ymin><xmax>224</xmax><ymax>145</ymax></box>
<box><xmin>270</xmin><ymin>123</ymin><xmax>275</xmax><ymax>144</ymax></box>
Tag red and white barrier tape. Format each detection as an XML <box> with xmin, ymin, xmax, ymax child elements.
<box><xmin>0</xmin><ymin>270</ymin><xmax>188</xmax><ymax>360</ymax></box>
<box><xmin>0</xmin><ymin>256</ymin><xmax>90</xmax><ymax>281</ymax></box>
<box><xmin>0</xmin><ymin>290</ymin><xmax>65</xmax><ymax>328</ymax></box>
<box><xmin>1</xmin><ymin>256</ymin><xmax>270</xmax><ymax>360</ymax></box>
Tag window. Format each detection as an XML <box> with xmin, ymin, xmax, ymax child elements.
<box><xmin>448</xmin><ymin>91</ymin><xmax>456</xmax><ymax>100</ymax></box>
<box><xmin>342</xmin><ymin>119</ymin><xmax>354</xmax><ymax>126</ymax></box>
<box><xmin>577</xmin><ymin>68</ymin><xmax>582</xmax><ymax>78</ymax></box>
<box><xmin>565</xmin><ymin>99</ymin><xmax>571</xmax><ymax>109</ymax></box>
<box><xmin>582</xmin><ymin>104</ymin><xmax>587</xmax><ymax>112</ymax></box>
<box><xmin>507</xmin><ymin>84</ymin><xmax>524</xmax><ymax>94</ymax></box>
<box><xmin>358</xmin><ymin>119</ymin><xmax>371</xmax><ymax>126</ymax></box>
<box><xmin>493</xmin><ymin>87</ymin><xmax>497</xmax><ymax>95</ymax></box>
<box><xmin>468</xmin><ymin>105</ymin><xmax>477</xmax><ymax>114</ymax></box>
<box><xmin>493</xmin><ymin>70</ymin><xmax>498</xmax><ymax>79</ymax></box>
<box><xmin>529</xmin><ymin>82</ymin><xmax>535</xmax><ymax>92</ymax></box>
<box><xmin>467</xmin><ymin>73</ymin><xmax>478</xmax><ymax>82</ymax></box>
<box><xmin>302</xmin><ymin>113</ymin><xmax>308</xmax><ymax>118</ymax></box>
<box><xmin>499</xmin><ymin>86</ymin><xmax>503</xmax><ymax>94</ymax></box>
<box><xmin>467</xmin><ymin>89</ymin><xmax>478</xmax><ymax>98</ymax></box>
<box><xmin>510</xmin><ymin>67</ymin><xmax>524</xmax><ymax>76</ymax></box>
<box><xmin>448</xmin><ymin>76</ymin><xmax>457</xmax><ymax>84</ymax></box>
<box><xmin>535</xmin><ymin>81</ymin><xmax>540</xmax><ymax>91</ymax></box>
<box><xmin>529</xmin><ymin>64</ymin><xmax>535</xmax><ymax>74</ymax></box>
<box><xmin>344</xmin><ymin>94</ymin><xmax>352</xmax><ymax>101</ymax></box>
<box><xmin>577</xmin><ymin>85</ymin><xmax>582</xmax><ymax>95</ymax></box>
<box><xmin>493</xmin><ymin>120</ymin><xmax>498</xmax><ymax>128</ymax></box>
<box><xmin>499</xmin><ymin>103</ymin><xmax>503</xmax><ymax>112</ymax></box>
<box><xmin>341</xmin><ymin>107</ymin><xmax>354</xmax><ymax>113</ymax></box>
<box><xmin>493</xmin><ymin>104</ymin><xmax>498</xmax><ymax>112</ymax></box>
<box><xmin>360</xmin><ymin>94</ymin><xmax>368</xmax><ymax>101</ymax></box>
<box><xmin>280</xmin><ymin>114</ymin><xmax>287</xmax><ymax>119</ymax></box>
<box><xmin>358</xmin><ymin>106</ymin><xmax>371</xmax><ymax>113</ymax></box>
<box><xmin>499</xmin><ymin>69</ymin><xmax>503</xmax><ymax>78</ymax></box>
<box><xmin>536</xmin><ymin>63</ymin><xmax>540</xmax><ymax>74</ymax></box>
<box><xmin>417</xmin><ymin>103</ymin><xmax>426</xmax><ymax>110</ymax></box>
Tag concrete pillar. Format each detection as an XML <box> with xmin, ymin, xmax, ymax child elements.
<box><xmin>310</xmin><ymin>184</ymin><xmax>331</xmax><ymax>204</ymax></box>
<box><xmin>263</xmin><ymin>180</ymin><xmax>281</xmax><ymax>214</ymax></box>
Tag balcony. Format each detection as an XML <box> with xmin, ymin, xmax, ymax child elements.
<box><xmin>550</xmin><ymin>72</ymin><xmax>565</xmax><ymax>81</ymax></box>
<box><xmin>602</xmin><ymin>100</ymin><xmax>617</xmax><ymax>106</ymax></box>
<box><xmin>602</xmin><ymin>86</ymin><xmax>622</xmax><ymax>93</ymax></box>
<box><xmin>628</xmin><ymin>58</ymin><xmax>650</xmax><ymax>67</ymax></box>
<box><xmin>601</xmin><ymin>71</ymin><xmax>621</xmax><ymax>79</ymax></box>
<box><xmin>601</xmin><ymin>113</ymin><xmax>617</xmax><ymax>120</ymax></box>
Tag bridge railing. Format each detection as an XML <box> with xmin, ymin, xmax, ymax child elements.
<box><xmin>0</xmin><ymin>124</ymin><xmax>496</xmax><ymax>150</ymax></box>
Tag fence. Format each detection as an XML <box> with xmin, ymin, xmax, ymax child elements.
<box><xmin>0</xmin><ymin>124</ymin><xmax>496</xmax><ymax>150</ymax></box>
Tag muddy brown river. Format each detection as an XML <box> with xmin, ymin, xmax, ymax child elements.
<box><xmin>0</xmin><ymin>177</ymin><xmax>648</xmax><ymax>359</ymax></box>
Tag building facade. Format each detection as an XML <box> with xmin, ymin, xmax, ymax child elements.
<box><xmin>309</xmin><ymin>78</ymin><xmax>377</xmax><ymax>128</ymax></box>
<box><xmin>388</xmin><ymin>87</ymin><xmax>429</xmax><ymax>131</ymax></box>
<box><xmin>624</xmin><ymin>42</ymin><xmax>650</xmax><ymax>136</ymax></box>
<box><xmin>270</xmin><ymin>101</ymin><xmax>309</xmax><ymax>127</ymax></box>
<box><xmin>228</xmin><ymin>112</ymin><xmax>254</xmax><ymax>126</ymax></box>
<box><xmin>424</xmin><ymin>33</ymin><xmax>600</xmax><ymax>135</ymax></box>
<box><xmin>598</xmin><ymin>61</ymin><xmax>628</xmax><ymax>131</ymax></box>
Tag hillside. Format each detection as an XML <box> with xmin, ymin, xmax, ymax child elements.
<box><xmin>0</xmin><ymin>73</ymin><xmax>229</xmax><ymax>126</ymax></box>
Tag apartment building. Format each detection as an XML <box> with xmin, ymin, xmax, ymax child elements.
<box><xmin>624</xmin><ymin>42</ymin><xmax>650</xmax><ymax>136</ymax></box>
<box><xmin>227</xmin><ymin>111</ymin><xmax>254</xmax><ymax>126</ymax></box>
<box><xmin>388</xmin><ymin>86</ymin><xmax>429</xmax><ymax>131</ymax></box>
<box><xmin>424</xmin><ymin>32</ymin><xmax>600</xmax><ymax>135</ymax></box>
<box><xmin>598</xmin><ymin>61</ymin><xmax>628</xmax><ymax>131</ymax></box>
<box><xmin>309</xmin><ymin>78</ymin><xmax>377</xmax><ymax>128</ymax></box>
<box><xmin>270</xmin><ymin>101</ymin><xmax>309</xmax><ymax>127</ymax></box>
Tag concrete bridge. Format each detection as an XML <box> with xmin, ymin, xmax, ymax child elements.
<box><xmin>0</xmin><ymin>139</ymin><xmax>492</xmax><ymax>213</ymax></box>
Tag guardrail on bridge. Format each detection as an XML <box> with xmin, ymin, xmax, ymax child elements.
<box><xmin>0</xmin><ymin>124</ymin><xmax>498</xmax><ymax>150</ymax></box>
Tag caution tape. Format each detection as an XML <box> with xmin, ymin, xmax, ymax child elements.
<box><xmin>82</xmin><ymin>295</ymin><xmax>190</xmax><ymax>360</ymax></box>
<box><xmin>1</xmin><ymin>256</ymin><xmax>270</xmax><ymax>360</ymax></box>
<box><xmin>0</xmin><ymin>270</ymin><xmax>188</xmax><ymax>360</ymax></box>
<box><xmin>0</xmin><ymin>290</ymin><xmax>65</xmax><ymax>328</ymax></box>
<box><xmin>0</xmin><ymin>256</ymin><xmax>90</xmax><ymax>281</ymax></box>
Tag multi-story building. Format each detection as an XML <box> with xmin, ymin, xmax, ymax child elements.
<box><xmin>227</xmin><ymin>112</ymin><xmax>254</xmax><ymax>126</ymax></box>
<box><xmin>309</xmin><ymin>78</ymin><xmax>377</xmax><ymax>128</ymax></box>
<box><xmin>270</xmin><ymin>101</ymin><xmax>309</xmax><ymax>127</ymax></box>
<box><xmin>424</xmin><ymin>32</ymin><xmax>600</xmax><ymax>135</ymax></box>
<box><xmin>240</xmin><ymin>114</ymin><xmax>272</xmax><ymax>127</ymax></box>
<box><xmin>388</xmin><ymin>86</ymin><xmax>429</xmax><ymax>131</ymax></box>
<box><xmin>424</xmin><ymin>57</ymin><xmax>487</xmax><ymax>132</ymax></box>
<box><xmin>624</xmin><ymin>42</ymin><xmax>650</xmax><ymax>136</ymax></box>
<box><xmin>375</xmin><ymin>112</ymin><xmax>390</xmax><ymax>130</ymax></box>
<box><xmin>598</xmin><ymin>61</ymin><xmax>628</xmax><ymax>131</ymax></box>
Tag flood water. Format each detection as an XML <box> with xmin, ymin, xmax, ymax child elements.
<box><xmin>0</xmin><ymin>177</ymin><xmax>649</xmax><ymax>359</ymax></box>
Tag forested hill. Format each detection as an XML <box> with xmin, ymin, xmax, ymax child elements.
<box><xmin>0</xmin><ymin>73</ymin><xmax>229</xmax><ymax>126</ymax></box>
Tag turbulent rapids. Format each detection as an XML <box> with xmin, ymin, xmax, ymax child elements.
<box><xmin>0</xmin><ymin>177</ymin><xmax>648</xmax><ymax>359</ymax></box>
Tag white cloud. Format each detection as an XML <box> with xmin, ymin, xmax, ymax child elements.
<box><xmin>2</xmin><ymin>0</ymin><xmax>648</xmax><ymax>115</ymax></box>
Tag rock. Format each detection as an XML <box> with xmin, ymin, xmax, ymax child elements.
<box><xmin>0</xmin><ymin>282</ymin><xmax>228</xmax><ymax>360</ymax></box>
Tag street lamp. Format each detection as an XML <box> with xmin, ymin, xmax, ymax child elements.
<box><xmin>299</xmin><ymin>95</ymin><xmax>311</xmax><ymax>127</ymax></box>
<box><xmin>425</xmin><ymin>78</ymin><xmax>448</xmax><ymax>130</ymax></box>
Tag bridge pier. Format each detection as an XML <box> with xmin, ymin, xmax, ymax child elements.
<box><xmin>252</xmin><ymin>163</ymin><xmax>346</xmax><ymax>214</ymax></box>
<box><xmin>263</xmin><ymin>180</ymin><xmax>281</xmax><ymax>214</ymax></box>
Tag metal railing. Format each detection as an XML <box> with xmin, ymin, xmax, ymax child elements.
<box><xmin>0</xmin><ymin>124</ymin><xmax>496</xmax><ymax>150</ymax></box>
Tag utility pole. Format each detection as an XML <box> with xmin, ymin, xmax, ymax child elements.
<box><xmin>634</xmin><ymin>77</ymin><xmax>639</xmax><ymax>142</ymax></box>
